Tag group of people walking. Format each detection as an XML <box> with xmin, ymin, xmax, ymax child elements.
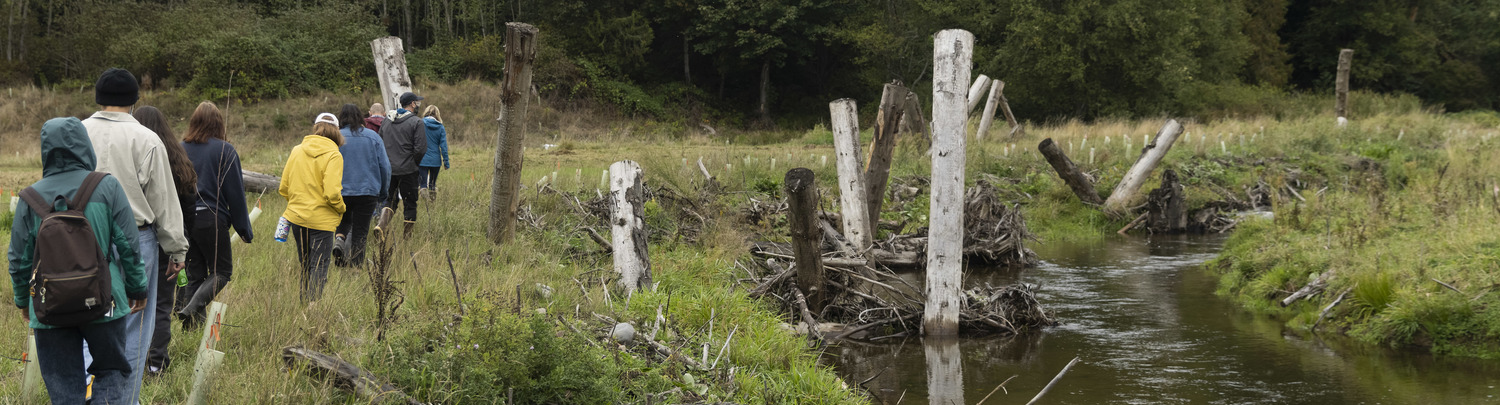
<box><xmin>6</xmin><ymin>67</ymin><xmax>449</xmax><ymax>403</ymax></box>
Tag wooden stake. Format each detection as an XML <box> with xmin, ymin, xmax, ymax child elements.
<box><xmin>609</xmin><ymin>160</ymin><xmax>652</xmax><ymax>293</ymax></box>
<box><xmin>784</xmin><ymin>168</ymin><xmax>826</xmax><ymax>311</ymax></box>
<box><xmin>369</xmin><ymin>37</ymin><xmax>414</xmax><ymax>113</ymax></box>
<box><xmin>488</xmin><ymin>23</ymin><xmax>538</xmax><ymax>244</ymax></box>
<box><xmin>830</xmin><ymin>98</ymin><xmax>872</xmax><ymax>250</ymax></box>
<box><xmin>1336</xmin><ymin>48</ymin><xmax>1354</xmax><ymax>120</ymax></box>
<box><xmin>864</xmin><ymin>82</ymin><xmax>908</xmax><ymax>233</ymax></box>
<box><xmin>1103</xmin><ymin>119</ymin><xmax>1185</xmax><ymax>214</ymax></box>
<box><xmin>925</xmin><ymin>29</ymin><xmax>972</xmax><ymax>336</ymax></box>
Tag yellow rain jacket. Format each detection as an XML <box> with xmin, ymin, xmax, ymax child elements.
<box><xmin>279</xmin><ymin>135</ymin><xmax>346</xmax><ymax>231</ymax></box>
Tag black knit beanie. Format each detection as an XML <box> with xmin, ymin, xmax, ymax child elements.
<box><xmin>95</xmin><ymin>68</ymin><xmax>140</xmax><ymax>107</ymax></box>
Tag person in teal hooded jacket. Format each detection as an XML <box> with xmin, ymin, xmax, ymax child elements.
<box><xmin>9</xmin><ymin>117</ymin><xmax>148</xmax><ymax>404</ymax></box>
<box><xmin>417</xmin><ymin>104</ymin><xmax>449</xmax><ymax>200</ymax></box>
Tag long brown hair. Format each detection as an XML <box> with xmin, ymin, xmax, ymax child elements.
<box><xmin>183</xmin><ymin>101</ymin><xmax>225</xmax><ymax>144</ymax></box>
<box><xmin>312</xmin><ymin>122</ymin><xmax>344</xmax><ymax>146</ymax></box>
<box><xmin>133</xmin><ymin>106</ymin><xmax>197</xmax><ymax>196</ymax></box>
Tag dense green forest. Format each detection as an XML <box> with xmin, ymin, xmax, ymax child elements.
<box><xmin>3</xmin><ymin>0</ymin><xmax>1496</xmax><ymax>125</ymax></box>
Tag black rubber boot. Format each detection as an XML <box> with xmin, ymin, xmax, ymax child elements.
<box><xmin>403</xmin><ymin>221</ymin><xmax>415</xmax><ymax>239</ymax></box>
<box><xmin>177</xmin><ymin>275</ymin><xmax>229</xmax><ymax>330</ymax></box>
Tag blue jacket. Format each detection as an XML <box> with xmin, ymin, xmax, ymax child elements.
<box><xmin>9</xmin><ymin>118</ymin><xmax>147</xmax><ymax>328</ymax></box>
<box><xmin>420</xmin><ymin>117</ymin><xmax>449</xmax><ymax>169</ymax></box>
<box><xmin>340</xmin><ymin>126</ymin><xmax>391</xmax><ymax>199</ymax></box>
<box><xmin>183</xmin><ymin>138</ymin><xmax>253</xmax><ymax>242</ymax></box>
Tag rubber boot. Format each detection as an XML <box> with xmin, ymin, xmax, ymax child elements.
<box><xmin>403</xmin><ymin>221</ymin><xmax>415</xmax><ymax>239</ymax></box>
<box><xmin>372</xmin><ymin>207</ymin><xmax>396</xmax><ymax>240</ymax></box>
<box><xmin>177</xmin><ymin>275</ymin><xmax>229</xmax><ymax>330</ymax></box>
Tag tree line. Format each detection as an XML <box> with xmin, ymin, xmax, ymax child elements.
<box><xmin>3</xmin><ymin>0</ymin><xmax>1495</xmax><ymax>124</ymax></box>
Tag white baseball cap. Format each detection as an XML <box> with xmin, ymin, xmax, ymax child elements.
<box><xmin>314</xmin><ymin>112</ymin><xmax>339</xmax><ymax>127</ymax></box>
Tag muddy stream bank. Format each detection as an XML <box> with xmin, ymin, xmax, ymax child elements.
<box><xmin>828</xmin><ymin>234</ymin><xmax>1500</xmax><ymax>404</ymax></box>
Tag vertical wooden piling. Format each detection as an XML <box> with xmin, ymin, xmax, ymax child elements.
<box><xmin>1336</xmin><ymin>49</ymin><xmax>1353</xmax><ymax>121</ymax></box>
<box><xmin>1103</xmin><ymin>119</ymin><xmax>1185</xmax><ymax>213</ymax></box>
<box><xmin>488</xmin><ymin>23</ymin><xmax>538</xmax><ymax>244</ymax></box>
<box><xmin>830</xmin><ymin>99</ymin><xmax>872</xmax><ymax>250</ymax></box>
<box><xmin>864</xmin><ymin>82</ymin><xmax>908</xmax><ymax>230</ymax></box>
<box><xmin>1038</xmin><ymin>138</ymin><xmax>1103</xmax><ymax>205</ymax></box>
<box><xmin>609</xmin><ymin>160</ymin><xmax>652</xmax><ymax>293</ymax></box>
<box><xmin>902</xmin><ymin>90</ymin><xmax>931</xmax><ymax>142</ymax></box>
<box><xmin>976</xmin><ymin>80</ymin><xmax>1002</xmax><ymax>140</ymax></box>
<box><xmin>784</xmin><ymin>168</ymin><xmax>826</xmax><ymax>311</ymax></box>
<box><xmin>369</xmin><ymin>37</ymin><xmax>413</xmax><ymax>112</ymax></box>
<box><xmin>925</xmin><ymin>29</ymin><xmax>973</xmax><ymax>336</ymax></box>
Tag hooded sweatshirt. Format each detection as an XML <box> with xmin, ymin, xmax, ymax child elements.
<box><xmin>278</xmin><ymin>135</ymin><xmax>346</xmax><ymax>231</ymax></box>
<box><xmin>379</xmin><ymin>109</ymin><xmax>424</xmax><ymax>176</ymax></box>
<box><xmin>419</xmin><ymin>117</ymin><xmax>450</xmax><ymax>169</ymax></box>
<box><xmin>9</xmin><ymin>117</ymin><xmax>148</xmax><ymax>329</ymax></box>
<box><xmin>363</xmin><ymin>115</ymin><xmax>385</xmax><ymax>132</ymax></box>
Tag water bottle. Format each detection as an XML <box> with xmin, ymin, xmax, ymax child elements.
<box><xmin>176</xmin><ymin>268</ymin><xmax>188</xmax><ymax>288</ymax></box>
<box><xmin>274</xmin><ymin>217</ymin><xmax>291</xmax><ymax>242</ymax></box>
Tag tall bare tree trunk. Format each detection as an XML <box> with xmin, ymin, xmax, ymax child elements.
<box><xmin>758</xmin><ymin>59</ymin><xmax>771</xmax><ymax>123</ymax></box>
<box><xmin>488</xmin><ymin>23</ymin><xmax>538</xmax><ymax>244</ymax></box>
<box><xmin>370</xmin><ymin>37</ymin><xmax>414</xmax><ymax>113</ymax></box>
<box><xmin>830</xmin><ymin>99</ymin><xmax>872</xmax><ymax>250</ymax></box>
<box><xmin>925</xmin><ymin>29</ymin><xmax>973</xmax><ymax>337</ymax></box>
<box><xmin>682</xmin><ymin>36</ymin><xmax>692</xmax><ymax>85</ymax></box>
<box><xmin>864</xmin><ymin>82</ymin><xmax>908</xmax><ymax>229</ymax></box>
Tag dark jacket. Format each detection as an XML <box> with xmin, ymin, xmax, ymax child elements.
<box><xmin>340</xmin><ymin>126</ymin><xmax>391</xmax><ymax>199</ymax></box>
<box><xmin>419</xmin><ymin>117</ymin><xmax>449</xmax><ymax>169</ymax></box>
<box><xmin>379</xmin><ymin>109</ymin><xmax>424</xmax><ymax>176</ymax></box>
<box><xmin>183</xmin><ymin>138</ymin><xmax>253</xmax><ymax>242</ymax></box>
<box><xmin>363</xmin><ymin>115</ymin><xmax>384</xmax><ymax>132</ymax></box>
<box><xmin>9</xmin><ymin>117</ymin><xmax>148</xmax><ymax>329</ymax></box>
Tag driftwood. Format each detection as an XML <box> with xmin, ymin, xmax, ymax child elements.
<box><xmin>1037</xmin><ymin>138</ymin><xmax>1102</xmax><ymax>205</ymax></box>
<box><xmin>1282</xmin><ymin>269</ymin><xmax>1335</xmax><ymax>307</ymax></box>
<box><xmin>242</xmin><ymin>170</ymin><xmax>279</xmax><ymax>194</ymax></box>
<box><xmin>1312</xmin><ymin>288</ymin><xmax>1352</xmax><ymax>330</ymax></box>
<box><xmin>281</xmin><ymin>346</ymin><xmax>419</xmax><ymax>405</ymax></box>
<box><xmin>963</xmin><ymin>179</ymin><xmax>1038</xmax><ymax>266</ymax></box>
<box><xmin>1025</xmin><ymin>357</ymin><xmax>1081</xmax><ymax>405</ymax></box>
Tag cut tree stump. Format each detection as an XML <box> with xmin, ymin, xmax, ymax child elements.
<box><xmin>281</xmin><ymin>346</ymin><xmax>420</xmax><ymax>405</ymax></box>
<box><xmin>1103</xmin><ymin>119</ymin><xmax>1185</xmax><ymax>214</ymax></box>
<box><xmin>1145</xmin><ymin>169</ymin><xmax>1188</xmax><ymax>232</ymax></box>
<box><xmin>609</xmin><ymin>160</ymin><xmax>652</xmax><ymax>293</ymax></box>
<box><xmin>902</xmin><ymin>90</ymin><xmax>932</xmax><ymax>143</ymax></box>
<box><xmin>926</xmin><ymin>29</ymin><xmax>974</xmax><ymax>336</ymax></box>
<box><xmin>864</xmin><ymin>82</ymin><xmax>908</xmax><ymax>231</ymax></box>
<box><xmin>830</xmin><ymin>98</ymin><xmax>872</xmax><ymax>250</ymax></box>
<box><xmin>784</xmin><ymin>168</ymin><xmax>826</xmax><ymax>311</ymax></box>
<box><xmin>1038</xmin><ymin>138</ymin><xmax>1102</xmax><ymax>205</ymax></box>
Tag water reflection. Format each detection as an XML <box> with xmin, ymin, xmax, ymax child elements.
<box><xmin>828</xmin><ymin>234</ymin><xmax>1500</xmax><ymax>404</ymax></box>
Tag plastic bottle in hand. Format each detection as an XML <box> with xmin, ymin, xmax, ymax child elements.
<box><xmin>275</xmin><ymin>217</ymin><xmax>291</xmax><ymax>242</ymax></box>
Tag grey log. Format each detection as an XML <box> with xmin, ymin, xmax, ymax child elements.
<box><xmin>784</xmin><ymin>168</ymin><xmax>826</xmax><ymax>312</ymax></box>
<box><xmin>242</xmin><ymin>170</ymin><xmax>280</xmax><ymax>194</ymax></box>
<box><xmin>864</xmin><ymin>82</ymin><xmax>908</xmax><ymax>232</ymax></box>
<box><xmin>1038</xmin><ymin>138</ymin><xmax>1102</xmax><ymax>205</ymax></box>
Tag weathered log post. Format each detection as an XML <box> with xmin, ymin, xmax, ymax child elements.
<box><xmin>864</xmin><ymin>82</ymin><xmax>908</xmax><ymax>229</ymax></box>
<box><xmin>488</xmin><ymin>23</ymin><xmax>538</xmax><ymax>244</ymax></box>
<box><xmin>1103</xmin><ymin>119</ymin><xmax>1185</xmax><ymax>213</ymax></box>
<box><xmin>925</xmin><ymin>29</ymin><xmax>973</xmax><ymax>336</ymax></box>
<box><xmin>975</xmin><ymin>80</ymin><xmax>1002</xmax><ymax>140</ymax></box>
<box><xmin>1038</xmin><ymin>138</ymin><xmax>1103</xmax><ymax>205</ymax></box>
<box><xmin>783</xmin><ymin>168</ymin><xmax>826</xmax><ymax>312</ymax></box>
<box><xmin>995</xmin><ymin>80</ymin><xmax>1022</xmax><ymax>137</ymax></box>
<box><xmin>965</xmin><ymin>74</ymin><xmax>991</xmax><ymax>115</ymax></box>
<box><xmin>609</xmin><ymin>160</ymin><xmax>652</xmax><ymax>293</ymax></box>
<box><xmin>370</xmin><ymin>37</ymin><xmax>414</xmax><ymax>113</ymax></box>
<box><xmin>902</xmin><ymin>90</ymin><xmax>932</xmax><ymax>143</ymax></box>
<box><xmin>1335</xmin><ymin>48</ymin><xmax>1353</xmax><ymax>123</ymax></box>
<box><xmin>830</xmin><ymin>99</ymin><xmax>873</xmax><ymax>250</ymax></box>
<box><xmin>242</xmin><ymin>170</ymin><xmax>280</xmax><ymax>194</ymax></box>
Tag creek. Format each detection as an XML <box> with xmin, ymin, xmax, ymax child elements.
<box><xmin>829</xmin><ymin>234</ymin><xmax>1500</xmax><ymax>404</ymax></box>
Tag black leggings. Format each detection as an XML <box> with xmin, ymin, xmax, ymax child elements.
<box><xmin>335</xmin><ymin>195</ymin><xmax>380</xmax><ymax>267</ymax></box>
<box><xmin>185</xmin><ymin>209</ymin><xmax>234</xmax><ymax>298</ymax></box>
<box><xmin>291</xmin><ymin>223</ymin><xmax>333</xmax><ymax>301</ymax></box>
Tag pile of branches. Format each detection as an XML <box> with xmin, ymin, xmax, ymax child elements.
<box><xmin>963</xmin><ymin>179</ymin><xmax>1038</xmax><ymax>266</ymax></box>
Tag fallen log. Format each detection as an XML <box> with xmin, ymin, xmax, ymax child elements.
<box><xmin>242</xmin><ymin>170</ymin><xmax>280</xmax><ymax>193</ymax></box>
<box><xmin>281</xmin><ymin>346</ymin><xmax>419</xmax><ymax>405</ymax></box>
<box><xmin>1038</xmin><ymin>138</ymin><xmax>1102</xmax><ymax>205</ymax></box>
<box><xmin>1282</xmin><ymin>269</ymin><xmax>1335</xmax><ymax>307</ymax></box>
<box><xmin>1103</xmin><ymin>119</ymin><xmax>1185</xmax><ymax>214</ymax></box>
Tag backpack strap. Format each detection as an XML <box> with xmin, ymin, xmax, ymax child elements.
<box><xmin>18</xmin><ymin>187</ymin><xmax>51</xmax><ymax>215</ymax></box>
<box><xmin>69</xmin><ymin>172</ymin><xmax>109</xmax><ymax>211</ymax></box>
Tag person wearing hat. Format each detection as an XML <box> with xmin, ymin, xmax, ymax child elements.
<box><xmin>82</xmin><ymin>67</ymin><xmax>188</xmax><ymax>402</ymax></box>
<box><xmin>278</xmin><ymin>113</ymin><xmax>346</xmax><ymax>302</ymax></box>
<box><xmin>378</xmin><ymin>91</ymin><xmax>425</xmax><ymax>238</ymax></box>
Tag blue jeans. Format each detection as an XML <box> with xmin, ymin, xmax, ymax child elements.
<box><xmin>122</xmin><ymin>227</ymin><xmax>160</xmax><ymax>402</ymax></box>
<box><xmin>36</xmin><ymin>317</ymin><xmax>134</xmax><ymax>405</ymax></box>
<box><xmin>418</xmin><ymin>166</ymin><xmax>441</xmax><ymax>190</ymax></box>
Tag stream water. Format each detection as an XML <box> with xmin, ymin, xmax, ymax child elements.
<box><xmin>829</xmin><ymin>234</ymin><xmax>1500</xmax><ymax>404</ymax></box>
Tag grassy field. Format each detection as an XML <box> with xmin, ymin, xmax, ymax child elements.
<box><xmin>0</xmin><ymin>82</ymin><xmax>1497</xmax><ymax>403</ymax></box>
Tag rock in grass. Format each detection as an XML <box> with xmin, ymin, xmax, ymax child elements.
<box><xmin>611</xmin><ymin>323</ymin><xmax>636</xmax><ymax>345</ymax></box>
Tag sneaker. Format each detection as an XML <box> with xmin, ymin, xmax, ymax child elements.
<box><xmin>331</xmin><ymin>235</ymin><xmax>347</xmax><ymax>266</ymax></box>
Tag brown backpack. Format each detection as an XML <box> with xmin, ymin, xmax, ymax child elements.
<box><xmin>19</xmin><ymin>172</ymin><xmax>114</xmax><ymax>327</ymax></box>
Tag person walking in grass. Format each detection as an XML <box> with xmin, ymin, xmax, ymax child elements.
<box><xmin>10</xmin><ymin>117</ymin><xmax>149</xmax><ymax>404</ymax></box>
<box><xmin>177</xmin><ymin>101</ymin><xmax>254</xmax><ymax>330</ymax></box>
<box><xmin>280</xmin><ymin>113</ymin><xmax>346</xmax><ymax>301</ymax></box>
<box><xmin>83</xmin><ymin>67</ymin><xmax>188</xmax><ymax>402</ymax></box>
<box><xmin>378</xmin><ymin>92</ymin><xmax>425</xmax><ymax>238</ymax></box>
<box><xmin>364</xmin><ymin>103</ymin><xmax>386</xmax><ymax>132</ymax></box>
<box><xmin>418</xmin><ymin>105</ymin><xmax>450</xmax><ymax>200</ymax></box>
<box><xmin>332</xmin><ymin>103</ymin><xmax>390</xmax><ymax>268</ymax></box>
<box><xmin>131</xmin><ymin>106</ymin><xmax>199</xmax><ymax>376</ymax></box>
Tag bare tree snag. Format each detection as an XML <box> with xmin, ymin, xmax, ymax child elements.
<box><xmin>242</xmin><ymin>170</ymin><xmax>280</xmax><ymax>193</ymax></box>
<box><xmin>995</xmin><ymin>80</ymin><xmax>1021</xmax><ymax>137</ymax></box>
<box><xmin>1145</xmin><ymin>169</ymin><xmax>1187</xmax><ymax>232</ymax></box>
<box><xmin>976</xmin><ymin>80</ymin><xmax>1002</xmax><ymax>140</ymax></box>
<box><xmin>1103</xmin><ymin>119</ymin><xmax>1185</xmax><ymax>214</ymax></box>
<box><xmin>1038</xmin><ymin>138</ymin><xmax>1102</xmax><ymax>205</ymax></box>
<box><xmin>369</xmin><ymin>37</ymin><xmax>414</xmax><ymax>112</ymax></box>
<box><xmin>926</xmin><ymin>29</ymin><xmax>973</xmax><ymax>337</ymax></box>
<box><xmin>966</xmin><ymin>74</ymin><xmax>991</xmax><ymax>115</ymax></box>
<box><xmin>864</xmin><ymin>82</ymin><xmax>908</xmax><ymax>230</ymax></box>
<box><xmin>609</xmin><ymin>160</ymin><xmax>652</xmax><ymax>293</ymax></box>
<box><xmin>830</xmin><ymin>99</ymin><xmax>873</xmax><ymax>250</ymax></box>
<box><xmin>488</xmin><ymin>22</ymin><xmax>537</xmax><ymax>244</ymax></box>
<box><xmin>902</xmin><ymin>90</ymin><xmax>931</xmax><ymax>142</ymax></box>
<box><xmin>1336</xmin><ymin>49</ymin><xmax>1353</xmax><ymax>121</ymax></box>
<box><xmin>784</xmin><ymin>168</ymin><xmax>826</xmax><ymax>311</ymax></box>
